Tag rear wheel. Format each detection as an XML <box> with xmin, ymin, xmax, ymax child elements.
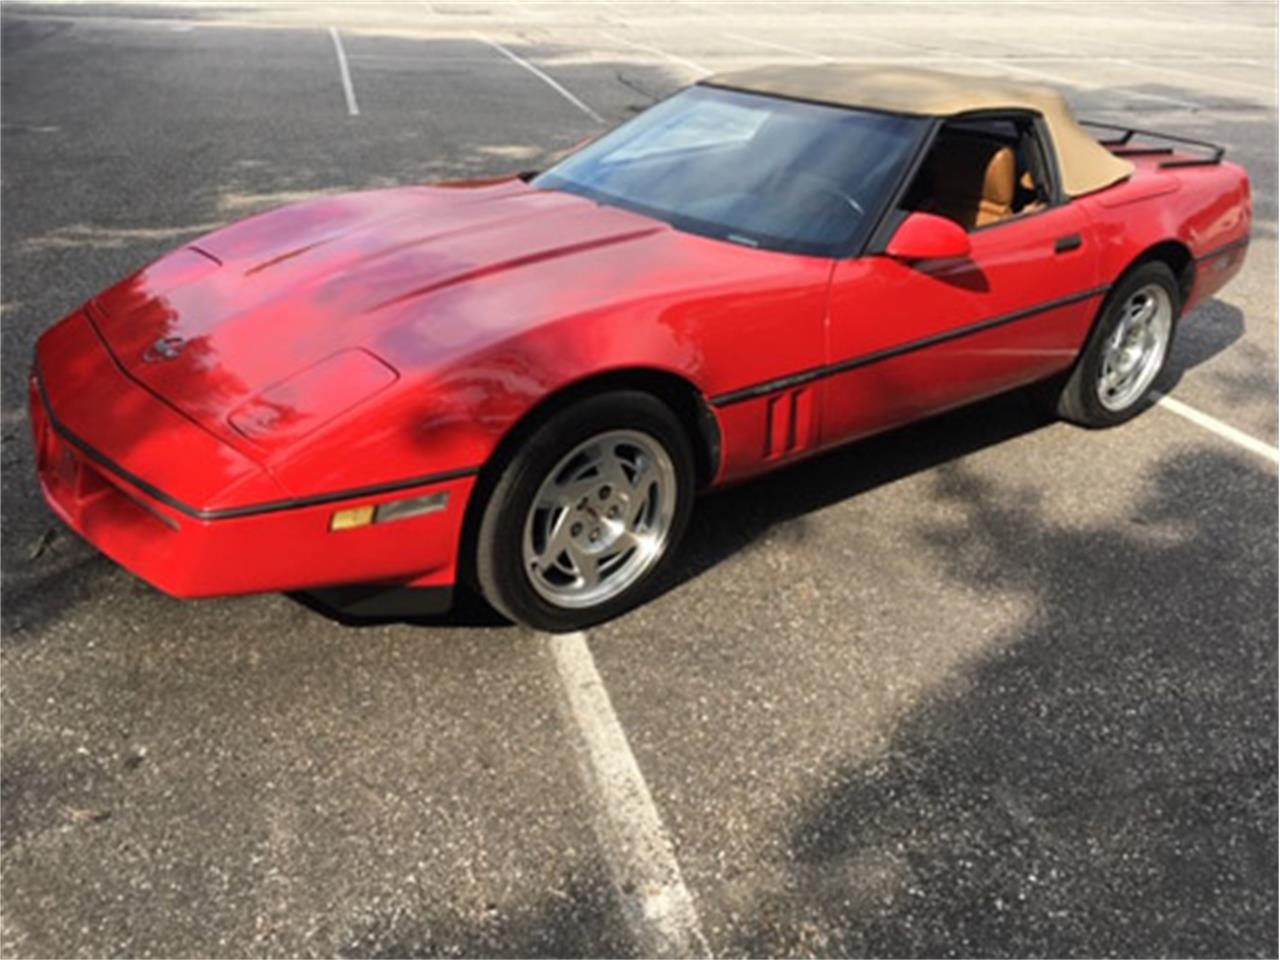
<box><xmin>1057</xmin><ymin>261</ymin><xmax>1179</xmax><ymax>427</ymax></box>
<box><xmin>474</xmin><ymin>391</ymin><xmax>694</xmax><ymax>632</ymax></box>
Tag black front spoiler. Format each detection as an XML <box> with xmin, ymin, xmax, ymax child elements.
<box><xmin>296</xmin><ymin>584</ymin><xmax>454</xmax><ymax>623</ymax></box>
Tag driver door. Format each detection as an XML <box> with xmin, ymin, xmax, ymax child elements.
<box><xmin>820</xmin><ymin>116</ymin><xmax>1102</xmax><ymax>446</ymax></box>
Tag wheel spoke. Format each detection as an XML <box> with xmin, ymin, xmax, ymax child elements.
<box><xmin>600</xmin><ymin>448</ymin><xmax>633</xmax><ymax>497</ymax></box>
<box><xmin>629</xmin><ymin>454</ymin><xmax>656</xmax><ymax>494</ymax></box>
<box><xmin>628</xmin><ymin>479</ymin><xmax>655</xmax><ymax>527</ymax></box>
<box><xmin>614</xmin><ymin>529</ymin><xmax>654</xmax><ymax>564</ymax></box>
<box><xmin>567</xmin><ymin>543</ymin><xmax>600</xmax><ymax>589</ymax></box>
<box><xmin>617</xmin><ymin>528</ymin><xmax>640</xmax><ymax>551</ymax></box>
<box><xmin>550</xmin><ymin>476</ymin><xmax>599</xmax><ymax>507</ymax></box>
<box><xmin>538</xmin><ymin>508</ymin><xmax>575</xmax><ymax>565</ymax></box>
<box><xmin>1109</xmin><ymin>320</ymin><xmax>1128</xmax><ymax>352</ymax></box>
<box><xmin>1132</xmin><ymin>296</ymin><xmax>1156</xmax><ymax>326</ymax></box>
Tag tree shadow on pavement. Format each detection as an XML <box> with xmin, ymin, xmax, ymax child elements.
<box><xmin>731</xmin><ymin>449</ymin><xmax>1277</xmax><ymax>957</ymax></box>
<box><xmin>337</xmin><ymin>873</ymin><xmax>634</xmax><ymax>960</ymax></box>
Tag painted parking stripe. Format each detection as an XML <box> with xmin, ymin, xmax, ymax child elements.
<box><xmin>1153</xmin><ymin>393</ymin><xmax>1280</xmax><ymax>465</ymax></box>
<box><xmin>953</xmin><ymin>32</ymin><xmax>1275</xmax><ymax>98</ymax></box>
<box><xmin>940</xmin><ymin>53</ymin><xmax>1203</xmax><ymax>111</ymax></box>
<box><xmin>471</xmin><ymin>33</ymin><xmax>604</xmax><ymax>123</ymax></box>
<box><xmin>599</xmin><ymin>31</ymin><xmax>710</xmax><ymax>76</ymax></box>
<box><xmin>546</xmin><ymin>631</ymin><xmax>708</xmax><ymax>958</ymax></box>
<box><xmin>726</xmin><ymin>32</ymin><xmax>832</xmax><ymax>62</ymax></box>
<box><xmin>723</xmin><ymin>52</ymin><xmax>1269</xmax><ymax>68</ymax></box>
<box><xmin>952</xmin><ymin>30</ymin><xmax>1266</xmax><ymax>65</ymax></box>
<box><xmin>347</xmin><ymin>54</ymin><xmax>502</xmax><ymax>65</ymax></box>
<box><xmin>1098</xmin><ymin>57</ymin><xmax>1277</xmax><ymax>97</ymax></box>
<box><xmin>328</xmin><ymin>26</ymin><xmax>359</xmax><ymax>116</ymax></box>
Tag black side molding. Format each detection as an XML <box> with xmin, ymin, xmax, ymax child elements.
<box><xmin>710</xmin><ymin>284</ymin><xmax>1110</xmax><ymax>407</ymax></box>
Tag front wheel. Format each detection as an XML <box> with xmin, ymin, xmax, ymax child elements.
<box><xmin>1057</xmin><ymin>261</ymin><xmax>1180</xmax><ymax>427</ymax></box>
<box><xmin>474</xmin><ymin>391</ymin><xmax>695</xmax><ymax>632</ymax></box>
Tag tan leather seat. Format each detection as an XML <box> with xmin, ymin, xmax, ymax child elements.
<box><xmin>921</xmin><ymin>136</ymin><xmax>1016</xmax><ymax>229</ymax></box>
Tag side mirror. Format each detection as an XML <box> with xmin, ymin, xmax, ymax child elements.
<box><xmin>886</xmin><ymin>212</ymin><xmax>972</xmax><ymax>261</ymax></box>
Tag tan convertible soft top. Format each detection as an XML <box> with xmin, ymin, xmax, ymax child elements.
<box><xmin>703</xmin><ymin>64</ymin><xmax>1134</xmax><ymax>197</ymax></box>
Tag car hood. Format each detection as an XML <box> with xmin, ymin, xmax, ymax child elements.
<box><xmin>89</xmin><ymin>179</ymin><xmax>669</xmax><ymax>453</ymax></box>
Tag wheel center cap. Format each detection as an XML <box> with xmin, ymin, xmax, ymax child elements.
<box><xmin>571</xmin><ymin>500</ymin><xmax>627</xmax><ymax>552</ymax></box>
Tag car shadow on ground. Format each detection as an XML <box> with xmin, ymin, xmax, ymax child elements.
<box><xmin>1161</xmin><ymin>298</ymin><xmax>1248</xmax><ymax>391</ymax></box>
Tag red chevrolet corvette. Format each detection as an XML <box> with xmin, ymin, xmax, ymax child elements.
<box><xmin>31</xmin><ymin>65</ymin><xmax>1251</xmax><ymax>630</ymax></box>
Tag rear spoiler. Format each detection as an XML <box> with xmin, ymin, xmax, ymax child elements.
<box><xmin>1081</xmin><ymin>120</ymin><xmax>1225</xmax><ymax>169</ymax></box>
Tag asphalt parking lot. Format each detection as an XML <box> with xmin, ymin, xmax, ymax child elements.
<box><xmin>1</xmin><ymin>1</ymin><xmax>1276</xmax><ymax>956</ymax></box>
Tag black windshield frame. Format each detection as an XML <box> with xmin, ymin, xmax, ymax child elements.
<box><xmin>533</xmin><ymin>85</ymin><xmax>932</xmax><ymax>259</ymax></box>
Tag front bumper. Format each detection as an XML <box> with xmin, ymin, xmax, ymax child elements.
<box><xmin>30</xmin><ymin>327</ymin><xmax>476</xmax><ymax>599</ymax></box>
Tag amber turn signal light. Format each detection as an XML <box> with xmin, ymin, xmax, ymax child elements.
<box><xmin>329</xmin><ymin>492</ymin><xmax>449</xmax><ymax>532</ymax></box>
<box><xmin>329</xmin><ymin>505</ymin><xmax>375</xmax><ymax>531</ymax></box>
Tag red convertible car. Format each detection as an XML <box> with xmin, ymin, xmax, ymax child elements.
<box><xmin>31</xmin><ymin>66</ymin><xmax>1251</xmax><ymax>630</ymax></box>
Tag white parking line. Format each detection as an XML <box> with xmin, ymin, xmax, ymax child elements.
<box><xmin>546</xmin><ymin>631</ymin><xmax>708</xmax><ymax>958</ymax></box>
<box><xmin>957</xmin><ymin>29</ymin><xmax>1264</xmax><ymax>64</ymax></box>
<box><xmin>347</xmin><ymin>55</ymin><xmax>500</xmax><ymax>64</ymax></box>
<box><xmin>471</xmin><ymin>33</ymin><xmax>604</xmax><ymax>123</ymax></box>
<box><xmin>952</xmin><ymin>32</ymin><xmax>1275</xmax><ymax>98</ymax></box>
<box><xmin>1153</xmin><ymin>393</ymin><xmax>1280</xmax><ymax>465</ymax></box>
<box><xmin>599</xmin><ymin>31</ymin><xmax>710</xmax><ymax>76</ymax></box>
<box><xmin>1100</xmin><ymin>58</ymin><xmax>1277</xmax><ymax>97</ymax></box>
<box><xmin>948</xmin><ymin>53</ymin><xmax>1203</xmax><ymax>110</ymax></box>
<box><xmin>725</xmin><ymin>32</ymin><xmax>832</xmax><ymax>62</ymax></box>
<box><xmin>722</xmin><ymin>52</ymin><xmax>1269</xmax><ymax>68</ymax></box>
<box><xmin>962</xmin><ymin>32</ymin><xmax>1266</xmax><ymax>66</ymax></box>
<box><xmin>328</xmin><ymin>26</ymin><xmax>359</xmax><ymax>117</ymax></box>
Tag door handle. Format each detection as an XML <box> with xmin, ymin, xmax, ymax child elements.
<box><xmin>1055</xmin><ymin>233</ymin><xmax>1083</xmax><ymax>253</ymax></box>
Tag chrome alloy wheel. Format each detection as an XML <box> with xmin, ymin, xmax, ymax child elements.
<box><xmin>1097</xmin><ymin>282</ymin><xmax>1173</xmax><ymax>412</ymax></box>
<box><xmin>522</xmin><ymin>429</ymin><xmax>677</xmax><ymax>609</ymax></box>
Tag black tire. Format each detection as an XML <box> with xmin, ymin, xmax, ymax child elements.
<box><xmin>474</xmin><ymin>390</ymin><xmax>695</xmax><ymax>632</ymax></box>
<box><xmin>1057</xmin><ymin>260</ymin><xmax>1181</xmax><ymax>427</ymax></box>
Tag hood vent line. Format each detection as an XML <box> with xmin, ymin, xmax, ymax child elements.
<box><xmin>364</xmin><ymin>225</ymin><xmax>665</xmax><ymax>315</ymax></box>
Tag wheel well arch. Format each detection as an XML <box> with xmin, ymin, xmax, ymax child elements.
<box><xmin>1123</xmin><ymin>239</ymin><xmax>1195</xmax><ymax>307</ymax></box>
<box><xmin>454</xmin><ymin>367</ymin><xmax>721</xmax><ymax>587</ymax></box>
<box><xmin>486</xmin><ymin>368</ymin><xmax>721</xmax><ymax>489</ymax></box>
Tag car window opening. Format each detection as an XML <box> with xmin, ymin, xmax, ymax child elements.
<box><xmin>900</xmin><ymin>114</ymin><xmax>1054</xmax><ymax>231</ymax></box>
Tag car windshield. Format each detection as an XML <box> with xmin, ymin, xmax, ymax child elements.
<box><xmin>533</xmin><ymin>85</ymin><xmax>927</xmax><ymax>257</ymax></box>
